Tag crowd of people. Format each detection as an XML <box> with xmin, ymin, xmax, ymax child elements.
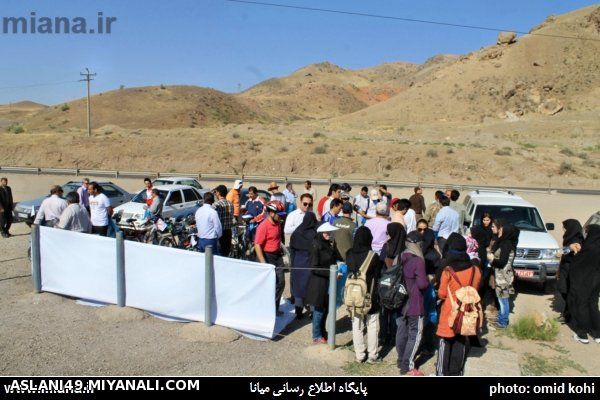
<box><xmin>2</xmin><ymin>176</ymin><xmax>599</xmax><ymax>375</ymax></box>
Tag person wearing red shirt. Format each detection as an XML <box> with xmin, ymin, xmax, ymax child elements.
<box><xmin>255</xmin><ymin>200</ymin><xmax>287</xmax><ymax>315</ymax></box>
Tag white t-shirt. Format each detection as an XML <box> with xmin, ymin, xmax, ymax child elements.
<box><xmin>404</xmin><ymin>209</ymin><xmax>417</xmax><ymax>233</ymax></box>
<box><xmin>89</xmin><ymin>193</ymin><xmax>111</xmax><ymax>226</ymax></box>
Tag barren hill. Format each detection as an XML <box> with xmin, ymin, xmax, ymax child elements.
<box><xmin>237</xmin><ymin>58</ymin><xmax>456</xmax><ymax>120</ymax></box>
<box><xmin>0</xmin><ymin>101</ymin><xmax>47</xmax><ymax>128</ymax></box>
<box><xmin>0</xmin><ymin>101</ymin><xmax>47</xmax><ymax>112</ymax></box>
<box><xmin>336</xmin><ymin>5</ymin><xmax>600</xmax><ymax>128</ymax></box>
<box><xmin>25</xmin><ymin>85</ymin><xmax>267</xmax><ymax>130</ymax></box>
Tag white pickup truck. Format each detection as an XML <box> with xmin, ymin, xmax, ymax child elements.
<box><xmin>464</xmin><ymin>190</ymin><xmax>560</xmax><ymax>286</ymax></box>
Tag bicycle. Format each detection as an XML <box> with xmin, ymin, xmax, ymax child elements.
<box><xmin>227</xmin><ymin>214</ymin><xmax>260</xmax><ymax>260</ymax></box>
<box><xmin>158</xmin><ymin>216</ymin><xmax>198</xmax><ymax>251</ymax></box>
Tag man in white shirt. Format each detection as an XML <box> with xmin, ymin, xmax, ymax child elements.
<box><xmin>353</xmin><ymin>186</ymin><xmax>370</xmax><ymax>226</ymax></box>
<box><xmin>432</xmin><ymin>197</ymin><xmax>460</xmax><ymax>250</ymax></box>
<box><xmin>392</xmin><ymin>198</ymin><xmax>417</xmax><ymax>233</ymax></box>
<box><xmin>194</xmin><ymin>192</ymin><xmax>222</xmax><ymax>255</ymax></box>
<box><xmin>284</xmin><ymin>193</ymin><xmax>313</xmax><ymax>235</ymax></box>
<box><xmin>34</xmin><ymin>185</ymin><xmax>67</xmax><ymax>227</ymax></box>
<box><xmin>88</xmin><ymin>182</ymin><xmax>113</xmax><ymax>236</ymax></box>
<box><xmin>303</xmin><ymin>180</ymin><xmax>316</xmax><ymax>200</ymax></box>
<box><xmin>56</xmin><ymin>192</ymin><xmax>91</xmax><ymax>233</ymax></box>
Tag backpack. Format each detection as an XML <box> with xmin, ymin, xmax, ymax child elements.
<box><xmin>378</xmin><ymin>258</ymin><xmax>408</xmax><ymax>310</ymax></box>
<box><xmin>344</xmin><ymin>252</ymin><xmax>376</xmax><ymax>317</ymax></box>
<box><xmin>446</xmin><ymin>267</ymin><xmax>483</xmax><ymax>336</ymax></box>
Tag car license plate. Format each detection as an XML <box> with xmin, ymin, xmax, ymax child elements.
<box><xmin>515</xmin><ymin>269</ymin><xmax>534</xmax><ymax>278</ymax></box>
<box><xmin>18</xmin><ymin>213</ymin><xmax>29</xmax><ymax>218</ymax></box>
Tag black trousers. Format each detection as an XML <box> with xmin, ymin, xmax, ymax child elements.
<box><xmin>0</xmin><ymin>209</ymin><xmax>12</xmax><ymax>234</ymax></box>
<box><xmin>265</xmin><ymin>252</ymin><xmax>285</xmax><ymax>311</ymax></box>
<box><xmin>92</xmin><ymin>225</ymin><xmax>108</xmax><ymax>236</ymax></box>
<box><xmin>436</xmin><ymin>335</ymin><xmax>470</xmax><ymax>376</ymax></box>
<box><xmin>219</xmin><ymin>229</ymin><xmax>232</xmax><ymax>257</ymax></box>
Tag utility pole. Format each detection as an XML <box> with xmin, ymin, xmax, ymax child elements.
<box><xmin>79</xmin><ymin>68</ymin><xmax>96</xmax><ymax>137</ymax></box>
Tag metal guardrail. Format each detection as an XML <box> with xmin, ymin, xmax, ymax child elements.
<box><xmin>1</xmin><ymin>165</ymin><xmax>599</xmax><ymax>195</ymax></box>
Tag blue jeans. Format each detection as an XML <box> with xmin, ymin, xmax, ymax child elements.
<box><xmin>312</xmin><ymin>307</ymin><xmax>327</xmax><ymax>340</ymax></box>
<box><xmin>198</xmin><ymin>238</ymin><xmax>219</xmax><ymax>255</ymax></box>
<box><xmin>497</xmin><ymin>296</ymin><xmax>510</xmax><ymax>327</ymax></box>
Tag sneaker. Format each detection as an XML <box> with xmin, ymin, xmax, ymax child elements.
<box><xmin>573</xmin><ymin>333</ymin><xmax>589</xmax><ymax>344</ymax></box>
<box><xmin>404</xmin><ymin>369</ymin><xmax>425</xmax><ymax>376</ymax></box>
<box><xmin>312</xmin><ymin>337</ymin><xmax>327</xmax><ymax>344</ymax></box>
<box><xmin>595</xmin><ymin>338</ymin><xmax>600</xmax><ymax>344</ymax></box>
<box><xmin>366</xmin><ymin>358</ymin><xmax>382</xmax><ymax>364</ymax></box>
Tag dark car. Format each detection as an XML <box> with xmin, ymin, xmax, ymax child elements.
<box><xmin>13</xmin><ymin>181</ymin><xmax>132</xmax><ymax>226</ymax></box>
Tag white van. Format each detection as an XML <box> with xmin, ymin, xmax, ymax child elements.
<box><xmin>464</xmin><ymin>190</ymin><xmax>560</xmax><ymax>285</ymax></box>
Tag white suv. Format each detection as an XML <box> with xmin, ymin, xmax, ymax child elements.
<box><xmin>464</xmin><ymin>190</ymin><xmax>560</xmax><ymax>284</ymax></box>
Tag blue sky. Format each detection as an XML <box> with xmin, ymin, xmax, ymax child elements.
<box><xmin>0</xmin><ymin>0</ymin><xmax>597</xmax><ymax>105</ymax></box>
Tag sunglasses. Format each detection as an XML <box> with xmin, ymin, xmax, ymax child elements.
<box><xmin>417</xmin><ymin>228</ymin><xmax>426</xmax><ymax>232</ymax></box>
<box><xmin>303</xmin><ymin>202</ymin><xmax>313</xmax><ymax>207</ymax></box>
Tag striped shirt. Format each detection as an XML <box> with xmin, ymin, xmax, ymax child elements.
<box><xmin>213</xmin><ymin>199</ymin><xmax>234</xmax><ymax>230</ymax></box>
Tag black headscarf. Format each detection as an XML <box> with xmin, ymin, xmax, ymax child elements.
<box><xmin>444</xmin><ymin>233</ymin><xmax>472</xmax><ymax>270</ymax></box>
<box><xmin>386</xmin><ymin>222</ymin><xmax>406</xmax><ymax>261</ymax></box>
<box><xmin>290</xmin><ymin>212</ymin><xmax>318</xmax><ymax>251</ymax></box>
<box><xmin>492</xmin><ymin>224</ymin><xmax>519</xmax><ymax>253</ymax></box>
<box><xmin>346</xmin><ymin>226</ymin><xmax>373</xmax><ymax>272</ymax></box>
<box><xmin>441</xmin><ymin>232</ymin><xmax>464</xmax><ymax>259</ymax></box>
<box><xmin>562</xmin><ymin>219</ymin><xmax>584</xmax><ymax>247</ymax></box>
<box><xmin>470</xmin><ymin>226</ymin><xmax>489</xmax><ymax>262</ymax></box>
<box><xmin>435</xmin><ymin>233</ymin><xmax>473</xmax><ymax>284</ymax></box>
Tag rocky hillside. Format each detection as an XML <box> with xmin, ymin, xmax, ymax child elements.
<box><xmin>335</xmin><ymin>5</ymin><xmax>600</xmax><ymax>129</ymax></box>
<box><xmin>238</xmin><ymin>57</ymin><xmax>456</xmax><ymax>120</ymax></box>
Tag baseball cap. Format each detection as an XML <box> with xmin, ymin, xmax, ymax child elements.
<box><xmin>391</xmin><ymin>197</ymin><xmax>401</xmax><ymax>207</ymax></box>
<box><xmin>370</xmin><ymin>189</ymin><xmax>380</xmax><ymax>201</ymax></box>
<box><xmin>317</xmin><ymin>222</ymin><xmax>339</xmax><ymax>233</ymax></box>
<box><xmin>375</xmin><ymin>202</ymin><xmax>388</xmax><ymax>215</ymax></box>
<box><xmin>234</xmin><ymin>179</ymin><xmax>243</xmax><ymax>190</ymax></box>
<box><xmin>342</xmin><ymin>202</ymin><xmax>353</xmax><ymax>214</ymax></box>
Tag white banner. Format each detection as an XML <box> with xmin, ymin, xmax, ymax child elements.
<box><xmin>213</xmin><ymin>256</ymin><xmax>275</xmax><ymax>338</ymax></box>
<box><xmin>40</xmin><ymin>226</ymin><xmax>117</xmax><ymax>304</ymax></box>
<box><xmin>124</xmin><ymin>241</ymin><xmax>206</xmax><ymax>322</ymax></box>
<box><xmin>38</xmin><ymin>228</ymin><xmax>276</xmax><ymax>338</ymax></box>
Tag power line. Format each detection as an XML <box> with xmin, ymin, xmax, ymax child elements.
<box><xmin>223</xmin><ymin>0</ymin><xmax>600</xmax><ymax>43</ymax></box>
<box><xmin>0</xmin><ymin>80</ymin><xmax>79</xmax><ymax>91</ymax></box>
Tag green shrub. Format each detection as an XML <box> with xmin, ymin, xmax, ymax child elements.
<box><xmin>61</xmin><ymin>103</ymin><xmax>70</xmax><ymax>112</ymax></box>
<box><xmin>508</xmin><ymin>315</ymin><xmax>559</xmax><ymax>341</ymax></box>
<box><xmin>558</xmin><ymin>162</ymin><xmax>574</xmax><ymax>175</ymax></box>
<box><xmin>495</xmin><ymin>148</ymin><xmax>512</xmax><ymax>156</ymax></box>
<box><xmin>6</xmin><ymin>124</ymin><xmax>24</xmax><ymax>134</ymax></box>
<box><xmin>426</xmin><ymin>149</ymin><xmax>438</xmax><ymax>158</ymax></box>
<box><xmin>313</xmin><ymin>146</ymin><xmax>327</xmax><ymax>154</ymax></box>
<box><xmin>313</xmin><ymin>132</ymin><xmax>325</xmax><ymax>138</ymax></box>
<box><xmin>559</xmin><ymin>148</ymin><xmax>575</xmax><ymax>157</ymax></box>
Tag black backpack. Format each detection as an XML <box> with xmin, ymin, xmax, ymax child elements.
<box><xmin>378</xmin><ymin>261</ymin><xmax>408</xmax><ymax>310</ymax></box>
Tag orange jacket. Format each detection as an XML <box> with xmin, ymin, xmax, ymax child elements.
<box><xmin>436</xmin><ymin>266</ymin><xmax>482</xmax><ymax>338</ymax></box>
<box><xmin>226</xmin><ymin>189</ymin><xmax>240</xmax><ymax>217</ymax></box>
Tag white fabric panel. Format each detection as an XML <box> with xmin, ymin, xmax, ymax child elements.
<box><xmin>124</xmin><ymin>241</ymin><xmax>206</xmax><ymax>322</ymax></box>
<box><xmin>38</xmin><ymin>228</ymin><xmax>277</xmax><ymax>339</ymax></box>
<box><xmin>213</xmin><ymin>256</ymin><xmax>276</xmax><ymax>338</ymax></box>
<box><xmin>40</xmin><ymin>227</ymin><xmax>117</xmax><ymax>303</ymax></box>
